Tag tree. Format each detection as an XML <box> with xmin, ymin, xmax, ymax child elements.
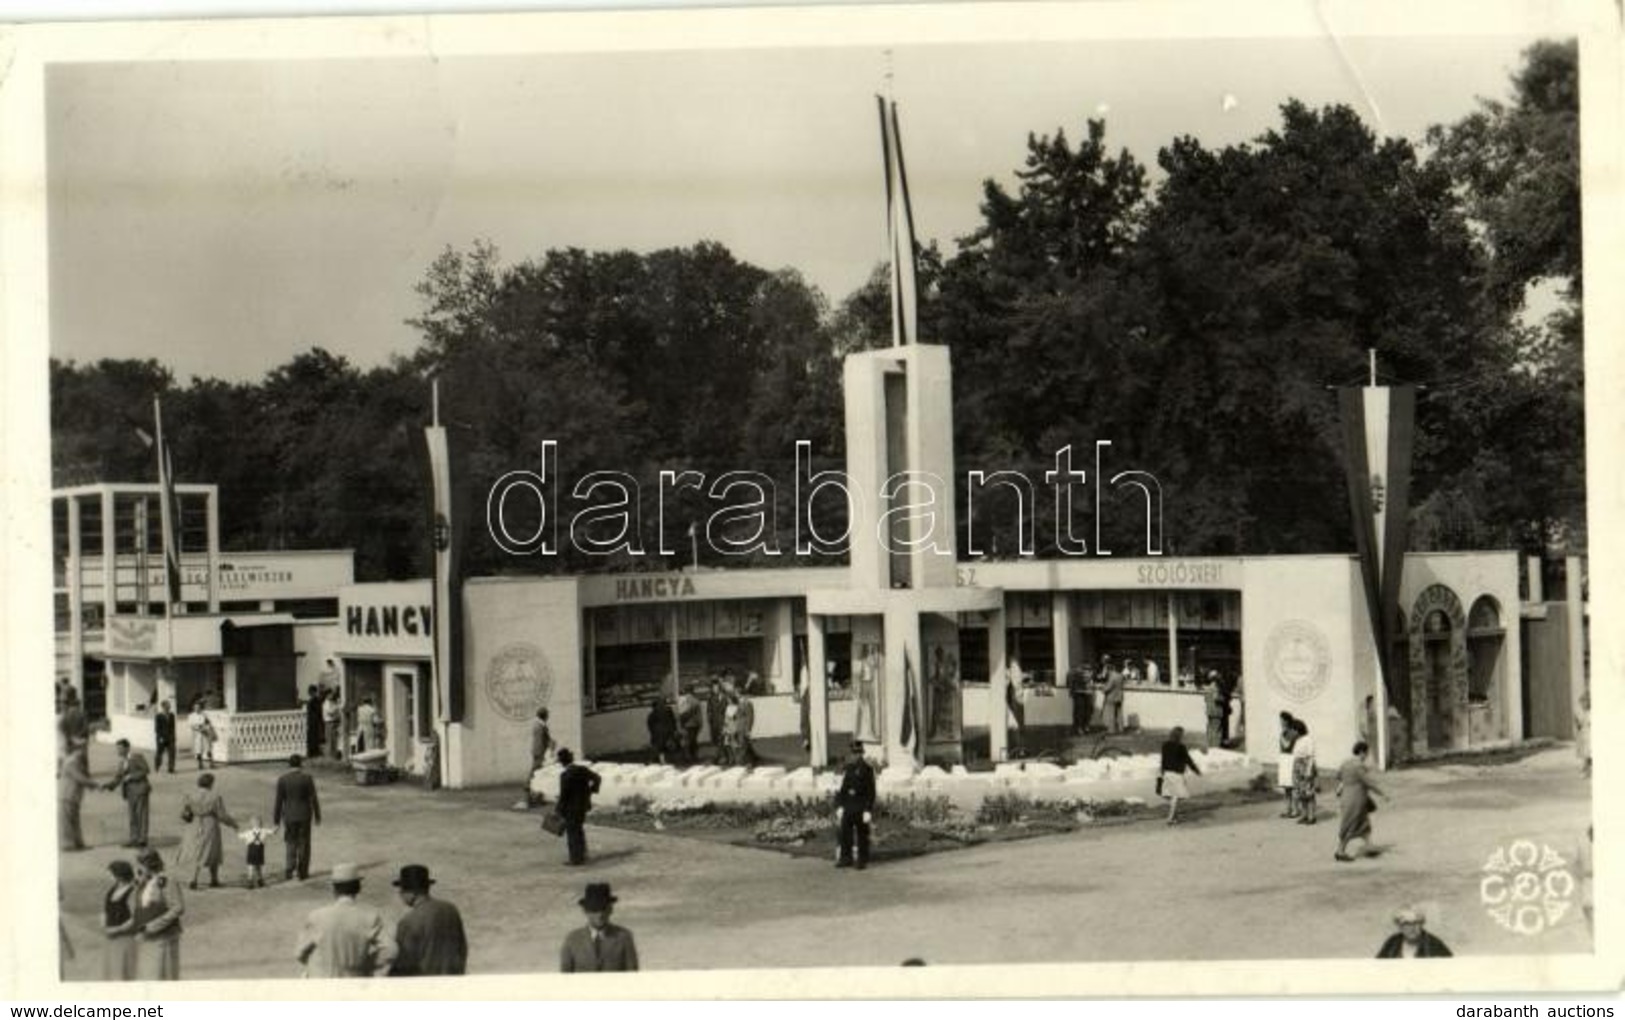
<box><xmin>1422</xmin><ymin>39</ymin><xmax>1584</xmax><ymax>553</ymax></box>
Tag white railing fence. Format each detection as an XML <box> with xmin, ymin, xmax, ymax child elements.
<box><xmin>214</xmin><ymin>709</ymin><xmax>305</xmax><ymax>764</ymax></box>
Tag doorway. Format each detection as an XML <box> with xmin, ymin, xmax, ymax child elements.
<box><xmin>388</xmin><ymin>665</ymin><xmax>421</xmax><ymax>768</ymax></box>
<box><xmin>1424</xmin><ymin>609</ymin><xmax>1453</xmax><ymax>750</ymax></box>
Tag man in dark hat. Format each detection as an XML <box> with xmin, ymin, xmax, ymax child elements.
<box><xmin>102</xmin><ymin>738</ymin><xmax>152</xmax><ymax>847</ymax></box>
<box><xmin>835</xmin><ymin>741</ymin><xmax>877</xmax><ymax>870</ymax></box>
<box><xmin>296</xmin><ymin>863</ymin><xmax>396</xmax><ymax>978</ymax></box>
<box><xmin>555</xmin><ymin>748</ymin><xmax>601</xmax><ymax>866</ymax></box>
<box><xmin>559</xmin><ymin>883</ymin><xmax>639</xmax><ymax>972</ymax></box>
<box><xmin>274</xmin><ymin>754</ymin><xmax>322</xmax><ymax>881</ymax></box>
<box><xmin>388</xmin><ymin>865</ymin><xmax>468</xmax><ymax>977</ymax></box>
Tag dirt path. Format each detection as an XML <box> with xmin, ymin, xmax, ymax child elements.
<box><xmin>58</xmin><ymin>744</ymin><xmax>1591</xmax><ymax>979</ymax></box>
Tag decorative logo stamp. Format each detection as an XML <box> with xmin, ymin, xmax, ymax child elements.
<box><xmin>1480</xmin><ymin>840</ymin><xmax>1575</xmax><ymax>936</ymax></box>
<box><xmin>1264</xmin><ymin>620</ymin><xmax>1331</xmax><ymax>703</ymax></box>
<box><xmin>484</xmin><ymin>642</ymin><xmax>554</xmax><ymax>722</ymax></box>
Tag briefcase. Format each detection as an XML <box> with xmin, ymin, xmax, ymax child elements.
<box><xmin>541</xmin><ymin>811</ymin><xmax>565</xmax><ymax>837</ymax></box>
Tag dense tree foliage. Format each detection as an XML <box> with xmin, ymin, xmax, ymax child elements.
<box><xmin>51</xmin><ymin>41</ymin><xmax>1585</xmax><ymax>577</ymax></box>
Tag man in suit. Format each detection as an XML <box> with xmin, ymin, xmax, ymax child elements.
<box><xmin>303</xmin><ymin>685</ymin><xmax>325</xmax><ymax>758</ymax></box>
<box><xmin>296</xmin><ymin>863</ymin><xmax>396</xmax><ymax>977</ymax></box>
<box><xmin>559</xmin><ymin>883</ymin><xmax>638</xmax><ymax>972</ymax></box>
<box><xmin>1066</xmin><ymin>666</ymin><xmax>1094</xmax><ymax>736</ymax></box>
<box><xmin>555</xmin><ymin>748</ymin><xmax>601</xmax><ymax>866</ymax></box>
<box><xmin>153</xmin><ymin>700</ymin><xmax>177</xmax><ymax>774</ymax></box>
<box><xmin>835</xmin><ymin>741</ymin><xmax>877</xmax><ymax>870</ymax></box>
<box><xmin>388</xmin><ymin>865</ymin><xmax>467</xmax><ymax>977</ymax></box>
<box><xmin>274</xmin><ymin>754</ymin><xmax>322</xmax><ymax>881</ymax></box>
<box><xmin>524</xmin><ymin>707</ymin><xmax>554</xmax><ymax>806</ymax></box>
<box><xmin>102</xmin><ymin>738</ymin><xmax>152</xmax><ymax>847</ymax></box>
<box><xmin>57</xmin><ymin>737</ymin><xmax>97</xmax><ymax>850</ymax></box>
<box><xmin>736</xmin><ymin>690</ymin><xmax>757</xmax><ymax>766</ymax></box>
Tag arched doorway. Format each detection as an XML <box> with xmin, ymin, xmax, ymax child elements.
<box><xmin>1407</xmin><ymin>585</ymin><xmax>1468</xmax><ymax>753</ymax></box>
<box><xmin>1467</xmin><ymin>596</ymin><xmax>1507</xmax><ymax>744</ymax></box>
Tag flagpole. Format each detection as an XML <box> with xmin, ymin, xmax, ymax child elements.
<box><xmin>154</xmin><ymin>395</ymin><xmax>177</xmax><ymax>692</ymax></box>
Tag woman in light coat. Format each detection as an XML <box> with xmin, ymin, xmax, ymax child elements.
<box><xmin>180</xmin><ymin>772</ymin><xmax>238</xmax><ymax>889</ymax></box>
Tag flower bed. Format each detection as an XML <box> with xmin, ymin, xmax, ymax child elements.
<box><xmin>591</xmin><ymin>789</ymin><xmax>1184</xmax><ymax>860</ymax></box>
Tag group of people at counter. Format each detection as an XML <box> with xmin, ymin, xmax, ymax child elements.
<box><xmin>1061</xmin><ymin>656</ymin><xmax>1243</xmax><ymax>747</ymax></box>
<box><xmin>643</xmin><ymin>669</ymin><xmax>766</xmax><ymax>768</ymax></box>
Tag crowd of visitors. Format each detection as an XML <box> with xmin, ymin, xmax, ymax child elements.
<box><xmin>56</xmin><ymin>667</ymin><xmax>1584</xmax><ymax>981</ymax></box>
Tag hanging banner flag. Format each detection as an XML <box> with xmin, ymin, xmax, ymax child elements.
<box><xmin>876</xmin><ymin>95</ymin><xmax>920</xmax><ymax>347</ymax></box>
<box><xmin>149</xmin><ymin>397</ymin><xmax>183</xmax><ymax>609</ymax></box>
<box><xmin>900</xmin><ymin>645</ymin><xmax>920</xmax><ymax>761</ymax></box>
<box><xmin>422</xmin><ymin>417</ymin><xmax>474</xmax><ymax>723</ymax></box>
<box><xmin>1338</xmin><ymin>385</ymin><xmax>1416</xmax><ymax>710</ymax></box>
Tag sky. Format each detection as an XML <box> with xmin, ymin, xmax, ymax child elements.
<box><xmin>45</xmin><ymin>29</ymin><xmax>1552</xmax><ymax>383</ymax></box>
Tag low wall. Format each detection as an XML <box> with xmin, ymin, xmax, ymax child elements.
<box><xmin>531</xmin><ymin>748</ymin><xmax>1262</xmax><ymax>812</ymax></box>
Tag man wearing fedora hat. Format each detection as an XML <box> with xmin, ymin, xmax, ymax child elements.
<box><xmin>296</xmin><ymin>863</ymin><xmax>396</xmax><ymax>978</ymax></box>
<box><xmin>388</xmin><ymin>865</ymin><xmax>468</xmax><ymax>977</ymax></box>
<box><xmin>559</xmin><ymin>883</ymin><xmax>638</xmax><ymax>973</ymax></box>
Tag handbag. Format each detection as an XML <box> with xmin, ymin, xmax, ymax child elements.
<box><xmin>1366</xmin><ymin>795</ymin><xmax>1378</xmax><ymax>814</ymax></box>
<box><xmin>1155</xmin><ymin>776</ymin><xmax>1164</xmax><ymax>797</ymax></box>
<box><xmin>541</xmin><ymin>811</ymin><xmax>565</xmax><ymax>837</ymax></box>
<box><xmin>181</xmin><ymin>803</ymin><xmax>194</xmax><ymax>823</ymax></box>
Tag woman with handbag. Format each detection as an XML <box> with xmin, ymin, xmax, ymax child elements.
<box><xmin>131</xmin><ymin>847</ymin><xmax>185</xmax><ymax>980</ymax></box>
<box><xmin>1334</xmin><ymin>740</ymin><xmax>1386</xmax><ymax>862</ymax></box>
<box><xmin>179</xmin><ymin>772</ymin><xmax>239</xmax><ymax>890</ymax></box>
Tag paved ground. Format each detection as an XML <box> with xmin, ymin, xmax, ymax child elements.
<box><xmin>58</xmin><ymin>741</ymin><xmax>1592</xmax><ymax>980</ymax></box>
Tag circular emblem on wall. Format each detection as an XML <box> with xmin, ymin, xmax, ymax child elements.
<box><xmin>1264</xmin><ymin>620</ymin><xmax>1332</xmax><ymax>703</ymax></box>
<box><xmin>484</xmin><ymin>642</ymin><xmax>554</xmax><ymax>722</ymax></box>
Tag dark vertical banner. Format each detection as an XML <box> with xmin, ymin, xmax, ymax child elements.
<box><xmin>1338</xmin><ymin>385</ymin><xmax>1416</xmax><ymax>707</ymax></box>
<box><xmin>423</xmin><ymin>420</ymin><xmax>474</xmax><ymax>723</ymax></box>
<box><xmin>876</xmin><ymin>95</ymin><xmax>918</xmax><ymax>346</ymax></box>
<box><xmin>152</xmin><ymin>397</ymin><xmax>183</xmax><ymax>608</ymax></box>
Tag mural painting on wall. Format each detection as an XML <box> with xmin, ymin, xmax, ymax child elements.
<box><xmin>853</xmin><ymin>642</ymin><xmax>883</xmax><ymax>744</ymax></box>
<box><xmin>924</xmin><ymin>636</ymin><xmax>964</xmax><ymax>766</ymax></box>
<box><xmin>485</xmin><ymin>642</ymin><xmax>556</xmax><ymax>722</ymax></box>
<box><xmin>1407</xmin><ymin>584</ymin><xmax>1469</xmax><ymax>754</ymax></box>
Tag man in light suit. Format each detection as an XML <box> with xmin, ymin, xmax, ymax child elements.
<box><xmin>102</xmin><ymin>739</ymin><xmax>152</xmax><ymax>847</ymax></box>
<box><xmin>296</xmin><ymin>863</ymin><xmax>396</xmax><ymax>977</ymax></box>
<box><xmin>559</xmin><ymin>883</ymin><xmax>638</xmax><ymax>973</ymax></box>
<box><xmin>274</xmin><ymin>754</ymin><xmax>322</xmax><ymax>881</ymax></box>
<box><xmin>57</xmin><ymin>737</ymin><xmax>97</xmax><ymax>850</ymax></box>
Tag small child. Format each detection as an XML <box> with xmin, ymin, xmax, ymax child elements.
<box><xmin>237</xmin><ymin>816</ymin><xmax>279</xmax><ymax>888</ymax></box>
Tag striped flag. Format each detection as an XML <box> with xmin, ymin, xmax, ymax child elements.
<box><xmin>877</xmin><ymin>95</ymin><xmax>920</xmax><ymax>347</ymax></box>
<box><xmin>136</xmin><ymin>397</ymin><xmax>183</xmax><ymax>609</ymax></box>
<box><xmin>422</xmin><ymin>407</ymin><xmax>474</xmax><ymax>724</ymax></box>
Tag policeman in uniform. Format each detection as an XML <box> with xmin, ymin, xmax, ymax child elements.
<box><xmin>835</xmin><ymin>741</ymin><xmax>877</xmax><ymax>870</ymax></box>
